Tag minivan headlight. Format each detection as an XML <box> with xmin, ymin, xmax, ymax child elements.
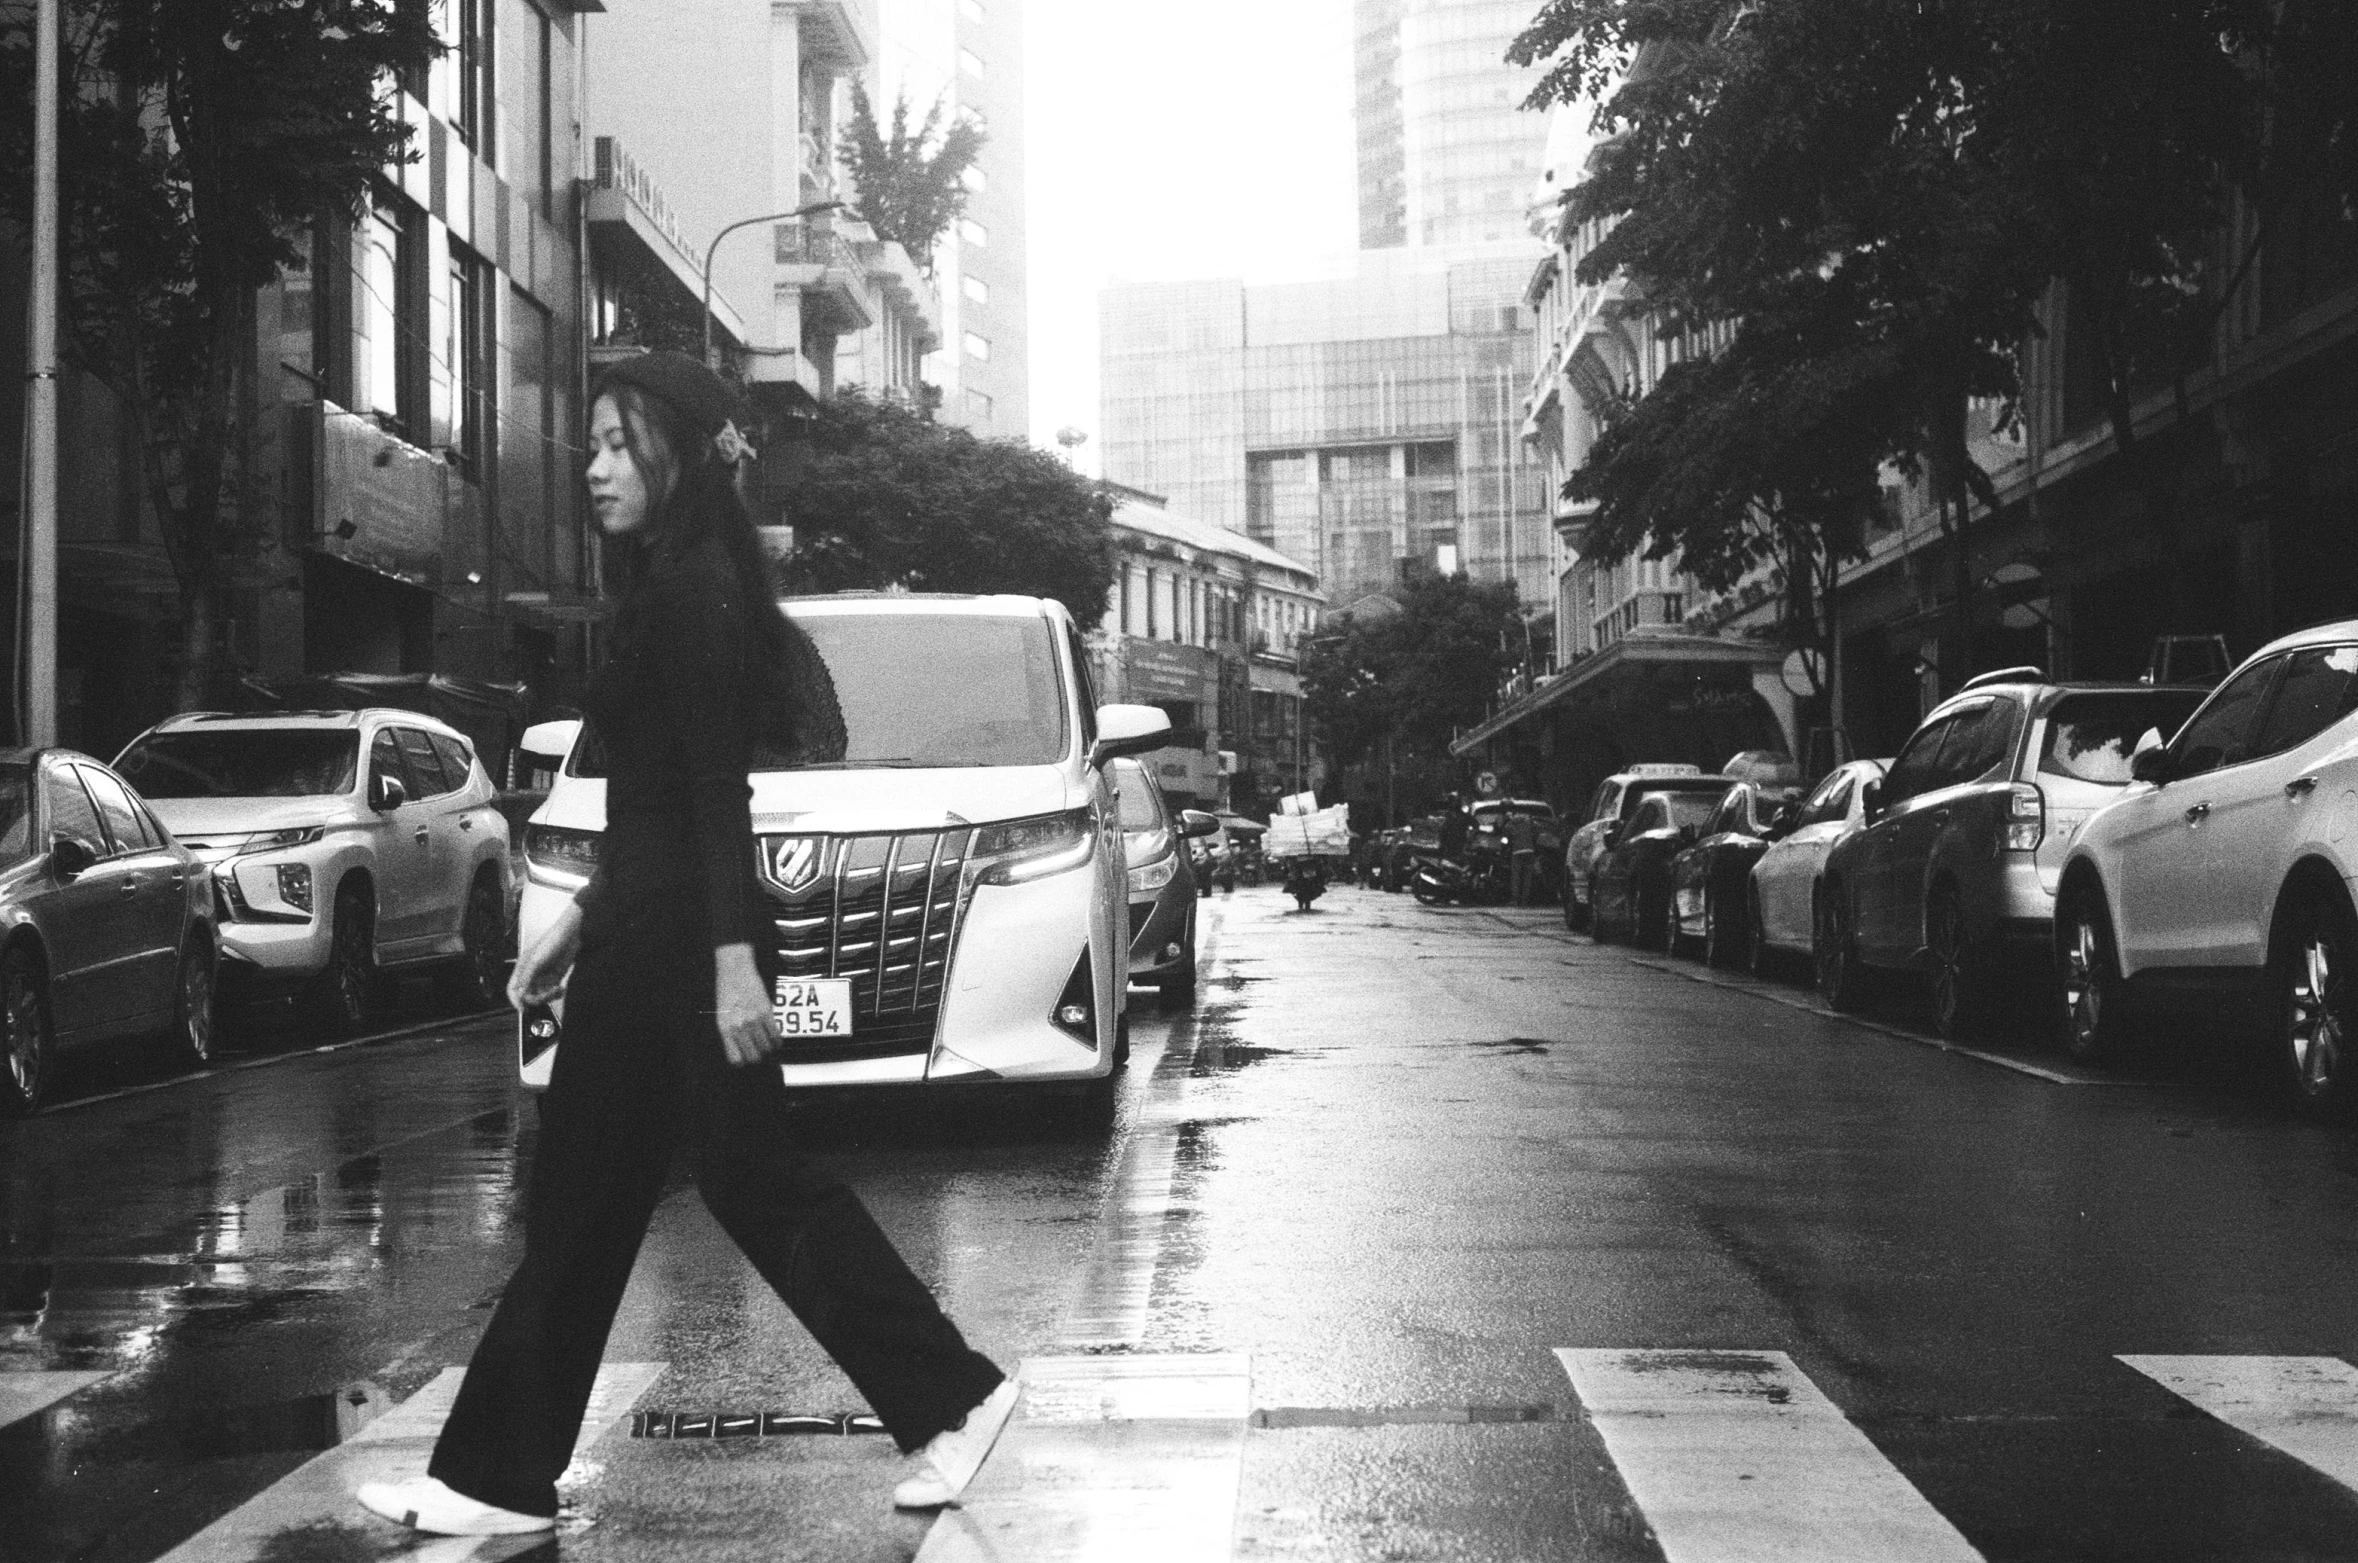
<box><xmin>972</xmin><ymin>807</ymin><xmax>1095</xmax><ymax>886</ymax></box>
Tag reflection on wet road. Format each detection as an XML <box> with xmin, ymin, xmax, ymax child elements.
<box><xmin>10</xmin><ymin>886</ymin><xmax>2358</xmax><ymax>1560</ymax></box>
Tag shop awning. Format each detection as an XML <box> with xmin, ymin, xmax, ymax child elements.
<box><xmin>1451</xmin><ymin>630</ymin><xmax>1785</xmax><ymax>757</ymax></box>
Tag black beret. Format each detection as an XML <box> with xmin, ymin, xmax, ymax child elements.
<box><xmin>591</xmin><ymin>350</ymin><xmax>748</xmax><ymax>443</ymax></box>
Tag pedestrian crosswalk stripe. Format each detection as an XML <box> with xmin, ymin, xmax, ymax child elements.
<box><xmin>916</xmin><ymin>1354</ymin><xmax>1250</xmax><ymax>1563</ymax></box>
<box><xmin>2121</xmin><ymin>1355</ymin><xmax>2358</xmax><ymax>1494</ymax></box>
<box><xmin>1556</xmin><ymin>1349</ymin><xmax>1985</xmax><ymax>1563</ymax></box>
<box><xmin>0</xmin><ymin>1371</ymin><xmax>109</xmax><ymax>1431</ymax></box>
<box><xmin>151</xmin><ymin>1360</ymin><xmax>664</xmax><ymax>1563</ymax></box>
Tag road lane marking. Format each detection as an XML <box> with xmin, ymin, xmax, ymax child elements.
<box><xmin>0</xmin><ymin>1370</ymin><xmax>109</xmax><ymax>1430</ymax></box>
<box><xmin>1623</xmin><ymin>957</ymin><xmax>2127</xmax><ymax>1086</ymax></box>
<box><xmin>1557</xmin><ymin>1348</ymin><xmax>1985</xmax><ymax>1563</ymax></box>
<box><xmin>917</xmin><ymin>1354</ymin><xmax>1250</xmax><ymax>1563</ymax></box>
<box><xmin>152</xmin><ymin>1360</ymin><xmax>664</xmax><ymax>1562</ymax></box>
<box><xmin>2121</xmin><ymin>1355</ymin><xmax>2358</xmax><ymax>1492</ymax></box>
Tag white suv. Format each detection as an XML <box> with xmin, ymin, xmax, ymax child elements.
<box><xmin>513</xmin><ymin>593</ymin><xmax>1169</xmax><ymax>1103</ymax></box>
<box><xmin>115</xmin><ymin>710</ymin><xmax>513</xmax><ymax>1032</ymax></box>
<box><xmin>2056</xmin><ymin>621</ymin><xmax>2358</xmax><ymax>1106</ymax></box>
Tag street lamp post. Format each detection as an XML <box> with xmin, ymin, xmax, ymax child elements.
<box><xmin>701</xmin><ymin>201</ymin><xmax>845</xmax><ymax>370</ymax></box>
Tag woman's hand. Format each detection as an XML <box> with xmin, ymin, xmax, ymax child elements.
<box><xmin>508</xmin><ymin>900</ymin><xmax>583</xmax><ymax>1011</ymax></box>
<box><xmin>714</xmin><ymin>943</ymin><xmax>776</xmax><ymax>1068</ymax></box>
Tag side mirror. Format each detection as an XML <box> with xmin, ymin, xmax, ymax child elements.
<box><xmin>519</xmin><ymin>718</ymin><xmax>581</xmax><ymax>770</ymax></box>
<box><xmin>2129</xmin><ymin>728</ymin><xmax>2170</xmax><ymax>784</ymax></box>
<box><xmin>49</xmin><ymin>834</ymin><xmax>97</xmax><ymax>879</ymax></box>
<box><xmin>1677</xmin><ymin>823</ymin><xmax>1701</xmax><ymax>846</ymax></box>
<box><xmin>369</xmin><ymin>772</ymin><xmax>408</xmax><ymax>812</ymax></box>
<box><xmin>1177</xmin><ymin>809</ymin><xmax>1221</xmax><ymax>839</ymax></box>
<box><xmin>1860</xmin><ymin>777</ymin><xmax>1885</xmax><ymax>823</ymax></box>
<box><xmin>1090</xmin><ymin>704</ymin><xmax>1172</xmax><ymax>767</ymax></box>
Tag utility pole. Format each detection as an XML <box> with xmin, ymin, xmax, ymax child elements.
<box><xmin>19</xmin><ymin>0</ymin><xmax>60</xmax><ymax>745</ymax></box>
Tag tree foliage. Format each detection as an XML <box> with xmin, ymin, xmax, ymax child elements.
<box><xmin>1301</xmin><ymin>574</ymin><xmax>1524</xmax><ymax>774</ymax></box>
<box><xmin>0</xmin><ymin>0</ymin><xmax>438</xmax><ymax>709</ymax></box>
<box><xmin>840</xmin><ymin>84</ymin><xmax>985</xmax><ymax>273</ymax></box>
<box><xmin>784</xmin><ymin>391</ymin><xmax>1114</xmax><ymax>621</ymax></box>
<box><xmin>1510</xmin><ymin>0</ymin><xmax>2358</xmax><ymax>623</ymax></box>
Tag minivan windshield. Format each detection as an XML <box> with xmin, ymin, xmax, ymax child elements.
<box><xmin>2040</xmin><ymin>691</ymin><xmax>2208</xmax><ymax>785</ymax></box>
<box><xmin>780</xmin><ymin>611</ymin><xmax>1069</xmax><ymax>769</ymax></box>
<box><xmin>116</xmin><ymin>729</ymin><xmax>361</xmax><ymax>799</ymax></box>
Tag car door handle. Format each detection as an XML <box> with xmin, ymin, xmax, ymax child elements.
<box><xmin>459</xmin><ymin>817</ymin><xmax>474</xmax><ymax>830</ymax></box>
<box><xmin>118</xmin><ymin>876</ymin><xmax>140</xmax><ymax>894</ymax></box>
<box><xmin>2287</xmin><ymin>775</ymin><xmax>2319</xmax><ymax>798</ymax></box>
<box><xmin>414</xmin><ymin>828</ymin><xmax>430</xmax><ymax>844</ymax></box>
<box><xmin>2185</xmin><ymin>802</ymin><xmax>2212</xmax><ymax>822</ymax></box>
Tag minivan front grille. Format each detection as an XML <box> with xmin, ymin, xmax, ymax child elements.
<box><xmin>757</xmin><ymin>827</ymin><xmax>974</xmax><ymax>1063</ymax></box>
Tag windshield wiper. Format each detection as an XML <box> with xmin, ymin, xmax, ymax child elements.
<box><xmin>785</xmin><ymin>758</ymin><xmax>937</xmax><ymax>770</ymax></box>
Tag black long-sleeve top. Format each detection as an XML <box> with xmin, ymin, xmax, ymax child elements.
<box><xmin>571</xmin><ymin>535</ymin><xmax>772</xmax><ymax>952</ymax></box>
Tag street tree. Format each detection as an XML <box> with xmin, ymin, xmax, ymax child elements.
<box><xmin>840</xmin><ymin>84</ymin><xmax>985</xmax><ymax>274</ymax></box>
<box><xmin>0</xmin><ymin>0</ymin><xmax>438</xmax><ymax>711</ymax></box>
<box><xmin>783</xmin><ymin>390</ymin><xmax>1113</xmax><ymax>621</ymax></box>
<box><xmin>1301</xmin><ymin>573</ymin><xmax>1524</xmax><ymax>783</ymax></box>
<box><xmin>1511</xmin><ymin>0</ymin><xmax>2358</xmax><ymax>676</ymax></box>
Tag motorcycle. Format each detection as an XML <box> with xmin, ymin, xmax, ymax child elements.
<box><xmin>1410</xmin><ymin>853</ymin><xmax>1469</xmax><ymax>905</ymax></box>
<box><xmin>1282</xmin><ymin>858</ymin><xmax>1327</xmax><ymax>911</ymax></box>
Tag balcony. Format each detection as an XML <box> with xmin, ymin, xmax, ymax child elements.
<box><xmin>775</xmin><ymin>222</ymin><xmax>871</xmax><ymax>336</ymax></box>
<box><xmin>853</xmin><ymin>231</ymin><xmax>942</xmax><ymax>350</ymax></box>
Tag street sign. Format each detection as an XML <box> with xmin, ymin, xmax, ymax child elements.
<box><xmin>1780</xmin><ymin>648</ymin><xmax>1826</xmax><ymax>697</ymax></box>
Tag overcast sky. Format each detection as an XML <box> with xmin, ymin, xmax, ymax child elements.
<box><xmin>1019</xmin><ymin>0</ymin><xmax>1360</xmax><ymax>465</ymax></box>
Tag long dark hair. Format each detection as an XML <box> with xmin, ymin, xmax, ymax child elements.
<box><xmin>596</xmin><ymin>382</ymin><xmax>846</xmax><ymax>762</ymax></box>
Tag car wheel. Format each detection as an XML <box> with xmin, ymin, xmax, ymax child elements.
<box><xmin>1815</xmin><ymin>885</ymin><xmax>1871</xmax><ymax>1013</ymax></box>
<box><xmin>2059</xmin><ymin>887</ymin><xmax>2132</xmax><ymax>1064</ymax></box>
<box><xmin>0</xmin><ymin>947</ymin><xmax>52</xmax><ymax>1118</ymax></box>
<box><xmin>1745</xmin><ymin>885</ymin><xmax>1778</xmax><ymax>980</ymax></box>
<box><xmin>1926</xmin><ymin>886</ymin><xmax>1988</xmax><ymax>1041</ymax></box>
<box><xmin>1588</xmin><ymin>877</ymin><xmax>1613</xmax><ymax>943</ymax></box>
<box><xmin>436</xmin><ymin>870</ymin><xmax>506</xmax><ymax>1012</ymax></box>
<box><xmin>1564</xmin><ymin>879</ymin><xmax>1591</xmax><ymax>933</ymax></box>
<box><xmin>2276</xmin><ymin>889</ymin><xmax>2357</xmax><ymax>1113</ymax></box>
<box><xmin>172</xmin><ymin>929</ymin><xmax>218</xmax><ymax>1067</ymax></box>
<box><xmin>1703</xmin><ymin>888</ymin><xmax>1736</xmax><ymax>969</ymax></box>
<box><xmin>299</xmin><ymin>884</ymin><xmax>375</xmax><ymax>1037</ymax></box>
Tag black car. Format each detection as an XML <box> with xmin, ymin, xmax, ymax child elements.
<box><xmin>1667</xmin><ymin>781</ymin><xmax>1804</xmax><ymax>966</ymax></box>
<box><xmin>0</xmin><ymin>748</ymin><xmax>221</xmax><ymax>1115</ymax></box>
<box><xmin>1589</xmin><ymin>789</ymin><xmax>1726</xmax><ymax>947</ymax></box>
<box><xmin>1109</xmin><ymin>758</ymin><xmax>1218</xmax><ymax>1009</ymax></box>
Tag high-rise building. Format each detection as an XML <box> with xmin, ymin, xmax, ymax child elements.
<box><xmin>1356</xmin><ymin>0</ymin><xmax>1545</xmax><ymax>250</ymax></box>
<box><xmin>873</xmin><ymin>0</ymin><xmax>1030</xmax><ymax>437</ymax></box>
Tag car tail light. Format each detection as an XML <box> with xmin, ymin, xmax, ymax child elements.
<box><xmin>524</xmin><ymin>823</ymin><xmax>602</xmax><ymax>878</ymax></box>
<box><xmin>2005</xmin><ymin>782</ymin><xmax>2045</xmax><ymax>851</ymax></box>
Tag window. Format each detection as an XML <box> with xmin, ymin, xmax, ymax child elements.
<box><xmin>959</xmin><ymin>47</ymin><xmax>985</xmax><ymax>76</ymax></box>
<box><xmin>1931</xmin><ymin>699</ymin><xmax>2023</xmax><ymax>789</ymax></box>
<box><xmin>2039</xmin><ymin>691</ymin><xmax>2209</xmax><ymax>785</ymax></box>
<box><xmin>43</xmin><ymin>765</ymin><xmax>105</xmax><ymax>851</ymax></box>
<box><xmin>966</xmin><ymin>388</ymin><xmax>994</xmax><ymax>422</ymax></box>
<box><xmin>960</xmin><ymin>165</ymin><xmax>988</xmax><ymax>194</ymax></box>
<box><xmin>456</xmin><ymin>0</ymin><xmax>493</xmax><ymax>158</ymax></box>
<box><xmin>2171</xmin><ymin>656</ymin><xmax>2282</xmax><ymax>778</ymax></box>
<box><xmin>1704</xmin><ymin>791</ymin><xmax>1747</xmax><ymax>837</ymax></box>
<box><xmin>118</xmin><ymin>730</ymin><xmax>362</xmax><ymax>799</ymax></box>
<box><xmin>429</xmin><ymin>733</ymin><xmax>477</xmax><ymax>791</ymax></box>
<box><xmin>962</xmin><ymin>274</ymin><xmax>989</xmax><ymax>305</ymax></box>
<box><xmin>370</xmin><ymin>730</ymin><xmax>414</xmax><ymax>799</ymax></box>
<box><xmin>1798</xmin><ymin>770</ymin><xmax>1856</xmax><ymax>827</ymax></box>
<box><xmin>358</xmin><ymin>199</ymin><xmax>408</xmax><ymax>425</ymax></box>
<box><xmin>397</xmin><ymin>728</ymin><xmax>455</xmax><ymax>796</ymax></box>
<box><xmin>448</xmin><ymin>245</ymin><xmax>490</xmax><ymax>477</ymax></box>
<box><xmin>963</xmin><ymin>332</ymin><xmax>991</xmax><ymax>361</ymax></box>
<box><xmin>77</xmin><ymin>767</ymin><xmax>153</xmax><ymax>853</ymax></box>
<box><xmin>2251</xmin><ymin>645</ymin><xmax>2358</xmax><ymax>759</ymax></box>
<box><xmin>958</xmin><ymin>218</ymin><xmax>989</xmax><ymax>247</ymax></box>
<box><xmin>1882</xmin><ymin>716</ymin><xmax>1961</xmax><ymax>806</ymax></box>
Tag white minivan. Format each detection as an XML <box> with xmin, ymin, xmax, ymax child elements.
<box><xmin>514</xmin><ymin>593</ymin><xmax>1170</xmax><ymax>1097</ymax></box>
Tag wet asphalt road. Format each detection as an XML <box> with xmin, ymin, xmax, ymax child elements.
<box><xmin>8</xmin><ymin>885</ymin><xmax>2358</xmax><ymax>1561</ymax></box>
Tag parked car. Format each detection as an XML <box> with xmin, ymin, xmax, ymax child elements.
<box><xmin>1563</xmin><ymin>766</ymin><xmax>1737</xmax><ymax>932</ymax></box>
<box><xmin>514</xmin><ymin>593</ymin><xmax>1170</xmax><ymax>1104</ymax></box>
<box><xmin>115</xmin><ymin>709</ymin><xmax>512</xmax><ymax>1034</ymax></box>
<box><xmin>1108</xmin><ymin>757</ymin><xmax>1218</xmax><ymax>1008</ymax></box>
<box><xmin>1589</xmin><ymin>789</ymin><xmax>1726</xmax><ymax>947</ymax></box>
<box><xmin>1668</xmin><ymin>780</ymin><xmax>1806</xmax><ymax>966</ymax></box>
<box><xmin>0</xmin><ymin>749</ymin><xmax>220</xmax><ymax>1115</ymax></box>
<box><xmin>1746</xmin><ymin>758</ymin><xmax>1889</xmax><ymax>979</ymax></box>
<box><xmin>1815</xmin><ymin>671</ymin><xmax>2208</xmax><ymax>1036</ymax></box>
<box><xmin>1473</xmin><ymin>798</ymin><xmax>1564</xmax><ymax>900</ymax></box>
<box><xmin>2057</xmin><ymin>623</ymin><xmax>2358</xmax><ymax>1106</ymax></box>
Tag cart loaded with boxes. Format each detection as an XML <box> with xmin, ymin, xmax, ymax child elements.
<box><xmin>1262</xmin><ymin>792</ymin><xmax>1352</xmax><ymax>861</ymax></box>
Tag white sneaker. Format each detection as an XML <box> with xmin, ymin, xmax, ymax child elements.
<box><xmin>355</xmin><ymin>1476</ymin><xmax>555</xmax><ymax>1536</ymax></box>
<box><xmin>891</xmin><ymin>1378</ymin><xmax>1021</xmax><ymax>1510</ymax></box>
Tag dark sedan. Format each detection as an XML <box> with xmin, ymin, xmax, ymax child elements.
<box><xmin>1668</xmin><ymin>781</ymin><xmax>1805</xmax><ymax>966</ymax></box>
<box><xmin>1589</xmin><ymin>789</ymin><xmax>1725</xmax><ymax>947</ymax></box>
<box><xmin>1110</xmin><ymin>758</ymin><xmax>1218</xmax><ymax>1009</ymax></box>
<box><xmin>0</xmin><ymin>748</ymin><xmax>220</xmax><ymax>1115</ymax></box>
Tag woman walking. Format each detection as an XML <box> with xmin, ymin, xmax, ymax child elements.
<box><xmin>357</xmin><ymin>352</ymin><xmax>1017</xmax><ymax>1537</ymax></box>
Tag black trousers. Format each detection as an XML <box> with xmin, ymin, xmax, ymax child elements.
<box><xmin>429</xmin><ymin>878</ymin><xmax>1005</xmax><ymax>1518</ymax></box>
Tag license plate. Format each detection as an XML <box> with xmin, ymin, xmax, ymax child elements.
<box><xmin>773</xmin><ymin>978</ymin><xmax>854</xmax><ymax>1039</ymax></box>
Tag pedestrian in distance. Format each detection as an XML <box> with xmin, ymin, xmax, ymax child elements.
<box><xmin>356</xmin><ymin>352</ymin><xmax>1017</xmax><ymax>1538</ymax></box>
<box><xmin>1504</xmin><ymin>809</ymin><xmax>1540</xmax><ymax>906</ymax></box>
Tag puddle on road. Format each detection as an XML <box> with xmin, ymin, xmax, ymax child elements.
<box><xmin>1475</xmin><ymin>1038</ymin><xmax>1554</xmax><ymax>1056</ymax></box>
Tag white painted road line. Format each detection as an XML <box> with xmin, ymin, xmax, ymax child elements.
<box><xmin>2121</xmin><ymin>1355</ymin><xmax>2358</xmax><ymax>1493</ymax></box>
<box><xmin>1557</xmin><ymin>1349</ymin><xmax>1984</xmax><ymax>1563</ymax></box>
<box><xmin>153</xmin><ymin>1360</ymin><xmax>665</xmax><ymax>1563</ymax></box>
<box><xmin>917</xmin><ymin>1354</ymin><xmax>1251</xmax><ymax>1563</ymax></box>
<box><xmin>0</xmin><ymin>1371</ymin><xmax>109</xmax><ymax>1431</ymax></box>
